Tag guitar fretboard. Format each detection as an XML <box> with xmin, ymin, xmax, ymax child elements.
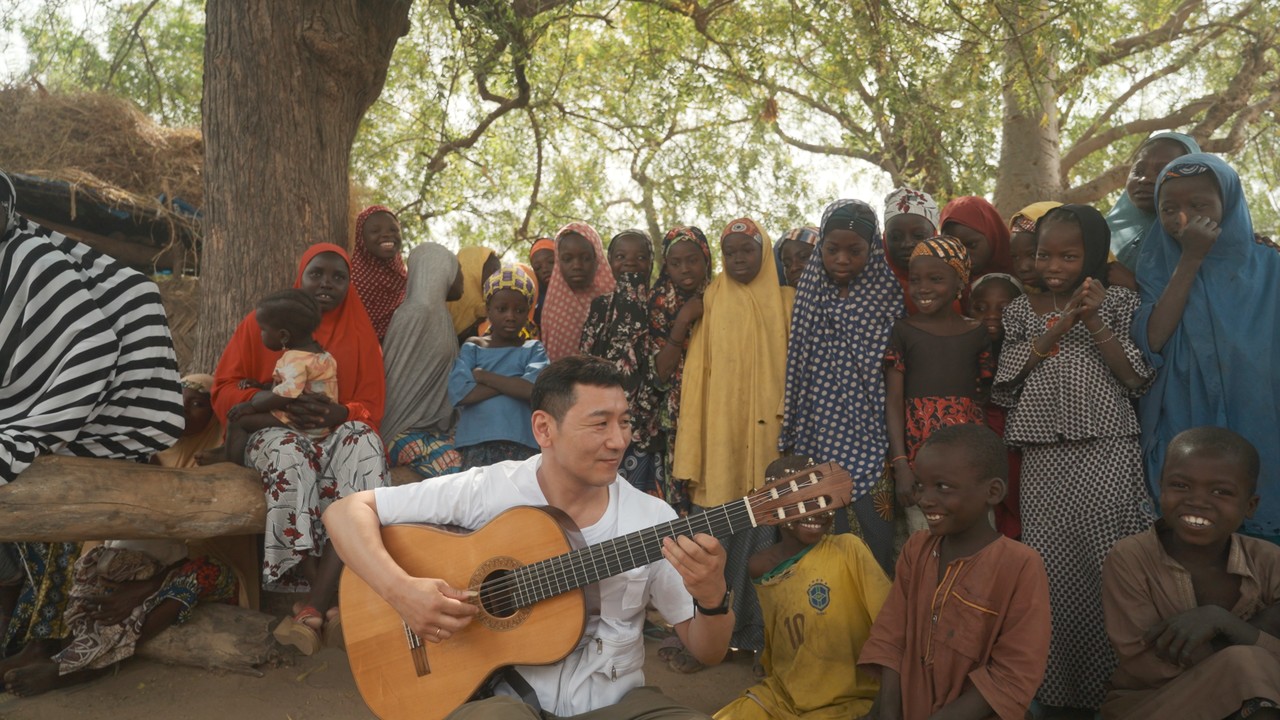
<box><xmin>502</xmin><ymin>498</ymin><xmax>755</xmax><ymax>610</ymax></box>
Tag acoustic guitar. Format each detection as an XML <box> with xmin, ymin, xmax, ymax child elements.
<box><xmin>339</xmin><ymin>461</ymin><xmax>853</xmax><ymax>720</ymax></box>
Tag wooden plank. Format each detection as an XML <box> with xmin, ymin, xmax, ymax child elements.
<box><xmin>0</xmin><ymin>456</ymin><xmax>264</xmax><ymax>541</ymax></box>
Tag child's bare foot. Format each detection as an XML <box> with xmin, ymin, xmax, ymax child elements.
<box><xmin>195</xmin><ymin>446</ymin><xmax>228</xmax><ymax>465</ymax></box>
<box><xmin>4</xmin><ymin>659</ymin><xmax>107</xmax><ymax>697</ymax></box>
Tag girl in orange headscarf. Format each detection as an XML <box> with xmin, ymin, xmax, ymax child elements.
<box><xmin>211</xmin><ymin>243</ymin><xmax>389</xmax><ymax>655</ymax></box>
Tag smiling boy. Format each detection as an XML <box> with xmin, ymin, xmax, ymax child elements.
<box><xmin>1101</xmin><ymin>427</ymin><xmax>1280</xmax><ymax>720</ymax></box>
<box><xmin>858</xmin><ymin>424</ymin><xmax>1050</xmax><ymax>720</ymax></box>
<box><xmin>715</xmin><ymin>456</ymin><xmax>891</xmax><ymax>720</ymax></box>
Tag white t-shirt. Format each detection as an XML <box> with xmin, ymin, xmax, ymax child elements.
<box><xmin>373</xmin><ymin>455</ymin><xmax>695</xmax><ymax>716</ymax></box>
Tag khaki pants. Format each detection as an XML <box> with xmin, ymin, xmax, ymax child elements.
<box><xmin>446</xmin><ymin>687</ymin><xmax>711</xmax><ymax>720</ymax></box>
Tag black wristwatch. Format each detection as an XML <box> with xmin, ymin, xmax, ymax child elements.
<box><xmin>694</xmin><ymin>589</ymin><xmax>733</xmax><ymax>616</ymax></box>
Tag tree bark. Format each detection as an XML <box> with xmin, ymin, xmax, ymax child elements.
<box><xmin>993</xmin><ymin>3</ymin><xmax>1064</xmax><ymax>218</ymax></box>
<box><xmin>0</xmin><ymin>456</ymin><xmax>263</xmax><ymax>541</ymax></box>
<box><xmin>196</xmin><ymin>0</ymin><xmax>411</xmax><ymax>371</ymax></box>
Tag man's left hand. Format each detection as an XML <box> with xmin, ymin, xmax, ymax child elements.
<box><xmin>661</xmin><ymin>533</ymin><xmax>727</xmax><ymax>608</ymax></box>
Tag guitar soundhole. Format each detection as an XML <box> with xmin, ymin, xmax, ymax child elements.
<box><xmin>479</xmin><ymin>570</ymin><xmax>519</xmax><ymax>618</ymax></box>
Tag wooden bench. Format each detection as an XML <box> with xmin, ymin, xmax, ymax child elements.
<box><xmin>0</xmin><ymin>455</ymin><xmax>422</xmax><ymax>541</ymax></box>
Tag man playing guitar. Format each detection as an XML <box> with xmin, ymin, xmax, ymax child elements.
<box><xmin>324</xmin><ymin>355</ymin><xmax>734</xmax><ymax>719</ymax></box>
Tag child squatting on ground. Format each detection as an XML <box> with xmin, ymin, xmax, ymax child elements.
<box><xmin>1101</xmin><ymin>427</ymin><xmax>1280</xmax><ymax>720</ymax></box>
<box><xmin>858</xmin><ymin>424</ymin><xmax>1052</xmax><ymax>720</ymax></box>
<box><xmin>715</xmin><ymin>455</ymin><xmax>892</xmax><ymax>719</ymax></box>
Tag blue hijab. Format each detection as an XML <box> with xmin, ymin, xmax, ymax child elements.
<box><xmin>1107</xmin><ymin>131</ymin><xmax>1201</xmax><ymax>270</ymax></box>
<box><xmin>1132</xmin><ymin>153</ymin><xmax>1280</xmax><ymax>539</ymax></box>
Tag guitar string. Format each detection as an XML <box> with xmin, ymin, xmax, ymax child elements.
<box><xmin>470</xmin><ymin>472</ymin><xmax>845</xmax><ymax>615</ymax></box>
<box><xmin>397</xmin><ymin>472</ymin><xmax>843</xmax><ymax>642</ymax></box>
<box><xmin>472</xmin><ymin>473</ymin><xmax>839</xmax><ymax>609</ymax></box>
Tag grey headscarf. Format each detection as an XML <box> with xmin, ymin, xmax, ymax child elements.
<box><xmin>380</xmin><ymin>243</ymin><xmax>462</xmax><ymax>443</ymax></box>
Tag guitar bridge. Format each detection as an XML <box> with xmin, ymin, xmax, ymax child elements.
<box><xmin>405</xmin><ymin>623</ymin><xmax>431</xmax><ymax>677</ymax></box>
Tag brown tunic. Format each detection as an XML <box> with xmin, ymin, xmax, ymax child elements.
<box><xmin>858</xmin><ymin>532</ymin><xmax>1051</xmax><ymax>720</ymax></box>
<box><xmin>1101</xmin><ymin>524</ymin><xmax>1280</xmax><ymax>719</ymax></box>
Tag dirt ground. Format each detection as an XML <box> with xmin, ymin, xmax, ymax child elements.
<box><xmin>0</xmin><ymin>629</ymin><xmax>757</xmax><ymax>720</ymax></box>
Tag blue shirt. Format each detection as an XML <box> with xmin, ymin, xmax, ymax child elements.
<box><xmin>448</xmin><ymin>340</ymin><xmax>548</xmax><ymax>449</ymax></box>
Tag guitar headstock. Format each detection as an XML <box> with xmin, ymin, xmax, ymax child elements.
<box><xmin>746</xmin><ymin>461</ymin><xmax>853</xmax><ymax>527</ymax></box>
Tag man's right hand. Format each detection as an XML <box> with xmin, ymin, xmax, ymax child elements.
<box><xmin>391</xmin><ymin>577</ymin><xmax>480</xmax><ymax>643</ymax></box>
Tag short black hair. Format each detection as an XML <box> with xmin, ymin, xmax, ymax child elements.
<box><xmin>531</xmin><ymin>355</ymin><xmax>624</xmax><ymax>422</ymax></box>
<box><xmin>256</xmin><ymin>289</ymin><xmax>322</xmax><ymax>339</ymax></box>
<box><xmin>1166</xmin><ymin>426</ymin><xmax>1260</xmax><ymax>493</ymax></box>
<box><xmin>765</xmin><ymin>454</ymin><xmax>819</xmax><ymax>482</ymax></box>
<box><xmin>918</xmin><ymin>424</ymin><xmax>1008</xmax><ymax>481</ymax></box>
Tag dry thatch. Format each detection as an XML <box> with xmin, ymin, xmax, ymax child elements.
<box><xmin>0</xmin><ymin>85</ymin><xmax>202</xmax><ymax>206</ymax></box>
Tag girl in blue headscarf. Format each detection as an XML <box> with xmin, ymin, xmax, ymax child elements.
<box><xmin>1106</xmin><ymin>131</ymin><xmax>1201</xmax><ymax>273</ymax></box>
<box><xmin>1132</xmin><ymin>153</ymin><xmax>1280</xmax><ymax>542</ymax></box>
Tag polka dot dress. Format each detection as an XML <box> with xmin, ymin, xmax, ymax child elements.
<box><xmin>993</xmin><ymin>286</ymin><xmax>1155</xmax><ymax>709</ymax></box>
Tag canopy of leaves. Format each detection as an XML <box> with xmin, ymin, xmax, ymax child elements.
<box><xmin>3</xmin><ymin>0</ymin><xmax>1276</xmax><ymax>248</ymax></box>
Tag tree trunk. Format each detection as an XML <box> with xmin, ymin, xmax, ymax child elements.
<box><xmin>196</xmin><ymin>0</ymin><xmax>411</xmax><ymax>371</ymax></box>
<box><xmin>993</xmin><ymin>4</ymin><xmax>1065</xmax><ymax>218</ymax></box>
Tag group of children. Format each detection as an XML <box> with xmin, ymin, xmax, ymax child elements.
<box><xmin>150</xmin><ymin>137</ymin><xmax>1278</xmax><ymax>716</ymax></box>
<box><xmin>335</xmin><ymin>142</ymin><xmax>1274</xmax><ymax>712</ymax></box>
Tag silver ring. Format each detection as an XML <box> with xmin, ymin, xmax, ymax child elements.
<box><xmin>434</xmin><ymin>627</ymin><xmax>442</xmax><ymax>639</ymax></box>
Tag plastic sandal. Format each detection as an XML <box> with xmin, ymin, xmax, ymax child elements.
<box><xmin>273</xmin><ymin>606</ymin><xmax>323</xmax><ymax>655</ymax></box>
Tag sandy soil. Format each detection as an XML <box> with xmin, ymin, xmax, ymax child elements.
<box><xmin>0</xmin><ymin>632</ymin><xmax>756</xmax><ymax>720</ymax></box>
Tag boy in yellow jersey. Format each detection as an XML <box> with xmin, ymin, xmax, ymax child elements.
<box><xmin>716</xmin><ymin>456</ymin><xmax>892</xmax><ymax>719</ymax></box>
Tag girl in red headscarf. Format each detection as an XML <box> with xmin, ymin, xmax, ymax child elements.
<box><xmin>939</xmin><ymin>196</ymin><xmax>1014</xmax><ymax>279</ymax></box>
<box><xmin>350</xmin><ymin>205</ymin><xmax>408</xmax><ymax>343</ymax></box>
<box><xmin>211</xmin><ymin>243</ymin><xmax>388</xmax><ymax>655</ymax></box>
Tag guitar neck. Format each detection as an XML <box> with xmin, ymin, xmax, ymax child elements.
<box><xmin>510</xmin><ymin>498</ymin><xmax>756</xmax><ymax>609</ymax></box>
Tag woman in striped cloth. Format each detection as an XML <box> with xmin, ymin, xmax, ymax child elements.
<box><xmin>0</xmin><ymin>170</ymin><xmax>184</xmax><ymax>681</ymax></box>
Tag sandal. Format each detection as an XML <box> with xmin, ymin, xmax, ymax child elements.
<box><xmin>273</xmin><ymin>606</ymin><xmax>323</xmax><ymax>655</ymax></box>
<box><xmin>656</xmin><ymin>634</ymin><xmax>683</xmax><ymax>663</ymax></box>
<box><xmin>666</xmin><ymin>648</ymin><xmax>706</xmax><ymax>674</ymax></box>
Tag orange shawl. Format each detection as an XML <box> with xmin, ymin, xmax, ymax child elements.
<box><xmin>211</xmin><ymin>243</ymin><xmax>386</xmax><ymax>431</ymax></box>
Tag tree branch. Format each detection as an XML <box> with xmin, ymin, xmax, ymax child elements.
<box><xmin>516</xmin><ymin>106</ymin><xmax>544</xmax><ymax>243</ymax></box>
<box><xmin>102</xmin><ymin>0</ymin><xmax>162</xmax><ymax>89</ymax></box>
<box><xmin>1063</xmin><ymin>30</ymin><xmax>1225</xmax><ymax>175</ymax></box>
<box><xmin>1058</xmin><ymin>0</ymin><xmax>1202</xmax><ymax>90</ymax></box>
<box><xmin>1060</xmin><ymin>97</ymin><xmax>1215</xmax><ymax>170</ymax></box>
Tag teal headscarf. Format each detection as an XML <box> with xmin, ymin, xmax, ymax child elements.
<box><xmin>1131</xmin><ymin>153</ymin><xmax>1280</xmax><ymax>540</ymax></box>
<box><xmin>1106</xmin><ymin>131</ymin><xmax>1201</xmax><ymax>270</ymax></box>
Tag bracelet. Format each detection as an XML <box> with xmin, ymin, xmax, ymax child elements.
<box><xmin>1030</xmin><ymin>338</ymin><xmax>1054</xmax><ymax>358</ymax></box>
<box><xmin>1094</xmin><ymin>332</ymin><xmax>1117</xmax><ymax>346</ymax></box>
<box><xmin>1089</xmin><ymin>324</ymin><xmax>1109</xmax><ymax>336</ymax></box>
<box><xmin>889</xmin><ymin>455</ymin><xmax>909</xmax><ymax>464</ymax></box>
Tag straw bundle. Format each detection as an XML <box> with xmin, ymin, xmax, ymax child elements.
<box><xmin>0</xmin><ymin>85</ymin><xmax>203</xmax><ymax>206</ymax></box>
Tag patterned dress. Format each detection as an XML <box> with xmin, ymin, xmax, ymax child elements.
<box><xmin>247</xmin><ymin>421</ymin><xmax>389</xmax><ymax>588</ymax></box>
<box><xmin>780</xmin><ymin>200</ymin><xmax>904</xmax><ymax>575</ymax></box>
<box><xmin>645</xmin><ymin>226</ymin><xmax>714</xmax><ymax>512</ymax></box>
<box><xmin>994</xmin><ymin>287</ymin><xmax>1155</xmax><ymax>709</ymax></box>
<box><xmin>580</xmin><ymin>272</ymin><xmax>656</xmax><ymax>491</ymax></box>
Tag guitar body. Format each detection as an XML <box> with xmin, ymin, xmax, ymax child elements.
<box><xmin>339</xmin><ymin>506</ymin><xmax>592</xmax><ymax>720</ymax></box>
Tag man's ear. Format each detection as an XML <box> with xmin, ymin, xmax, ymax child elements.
<box><xmin>531</xmin><ymin>409</ymin><xmax>555</xmax><ymax>449</ymax></box>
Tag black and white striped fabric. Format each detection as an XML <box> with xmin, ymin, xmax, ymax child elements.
<box><xmin>0</xmin><ymin>172</ymin><xmax>183</xmax><ymax>483</ymax></box>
